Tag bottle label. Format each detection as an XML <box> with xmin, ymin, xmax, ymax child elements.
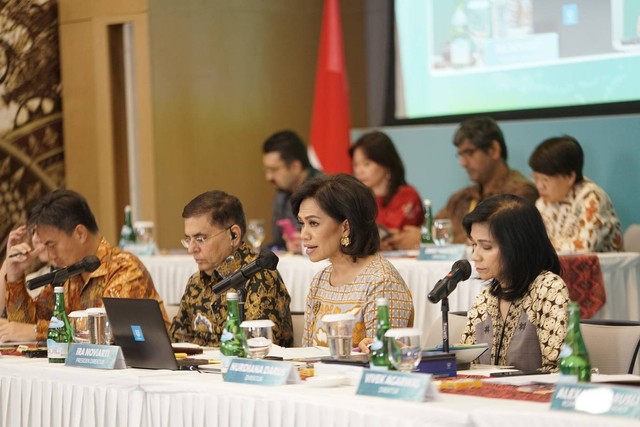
<box><xmin>559</xmin><ymin>344</ymin><xmax>573</xmax><ymax>358</ymax></box>
<box><xmin>47</xmin><ymin>339</ymin><xmax>69</xmax><ymax>360</ymax></box>
<box><xmin>49</xmin><ymin>316</ymin><xmax>64</xmax><ymax>329</ymax></box>
<box><xmin>370</xmin><ymin>338</ymin><xmax>383</xmax><ymax>351</ymax></box>
<box><xmin>220</xmin><ymin>330</ymin><xmax>234</xmax><ymax>342</ymax></box>
<box><xmin>557</xmin><ymin>374</ymin><xmax>579</xmax><ymax>384</ymax></box>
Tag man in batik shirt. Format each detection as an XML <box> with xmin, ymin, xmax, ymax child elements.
<box><xmin>0</xmin><ymin>190</ymin><xmax>169</xmax><ymax>343</ymax></box>
<box><xmin>169</xmin><ymin>191</ymin><xmax>293</xmax><ymax>347</ymax></box>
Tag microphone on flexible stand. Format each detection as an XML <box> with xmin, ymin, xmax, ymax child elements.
<box><xmin>427</xmin><ymin>259</ymin><xmax>472</xmax><ymax>354</ymax></box>
<box><xmin>211</xmin><ymin>249</ymin><xmax>279</xmax><ymax>295</ymax></box>
<box><xmin>26</xmin><ymin>255</ymin><xmax>101</xmax><ymax>290</ymax></box>
<box><xmin>211</xmin><ymin>249</ymin><xmax>279</xmax><ymax>322</ymax></box>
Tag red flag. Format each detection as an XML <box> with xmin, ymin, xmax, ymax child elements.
<box><xmin>308</xmin><ymin>0</ymin><xmax>352</xmax><ymax>174</ymax></box>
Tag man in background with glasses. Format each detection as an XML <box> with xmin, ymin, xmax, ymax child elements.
<box><xmin>384</xmin><ymin>117</ymin><xmax>538</xmax><ymax>248</ymax></box>
<box><xmin>170</xmin><ymin>190</ymin><xmax>293</xmax><ymax>347</ymax></box>
<box><xmin>436</xmin><ymin>116</ymin><xmax>538</xmax><ymax>244</ymax></box>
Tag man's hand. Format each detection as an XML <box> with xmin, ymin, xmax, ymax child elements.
<box><xmin>5</xmin><ymin>225</ymin><xmax>37</xmax><ymax>282</ymax></box>
<box><xmin>0</xmin><ymin>319</ymin><xmax>37</xmax><ymax>343</ymax></box>
<box><xmin>385</xmin><ymin>226</ymin><xmax>421</xmax><ymax>250</ymax></box>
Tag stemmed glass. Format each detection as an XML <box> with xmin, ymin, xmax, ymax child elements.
<box><xmin>385</xmin><ymin>328</ymin><xmax>422</xmax><ymax>372</ymax></box>
<box><xmin>246</xmin><ymin>219</ymin><xmax>265</xmax><ymax>253</ymax></box>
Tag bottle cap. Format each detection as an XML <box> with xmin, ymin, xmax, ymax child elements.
<box><xmin>54</xmin><ymin>286</ymin><xmax>64</xmax><ymax>293</ymax></box>
<box><xmin>423</xmin><ymin>199</ymin><xmax>431</xmax><ymax>206</ymax></box>
<box><xmin>227</xmin><ymin>292</ymin><xmax>239</xmax><ymax>300</ymax></box>
<box><xmin>376</xmin><ymin>297</ymin><xmax>389</xmax><ymax>306</ymax></box>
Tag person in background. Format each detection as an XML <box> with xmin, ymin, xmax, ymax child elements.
<box><xmin>262</xmin><ymin>130</ymin><xmax>322</xmax><ymax>253</ymax></box>
<box><xmin>170</xmin><ymin>190</ymin><xmax>293</xmax><ymax>347</ymax></box>
<box><xmin>461</xmin><ymin>194</ymin><xmax>569</xmax><ymax>372</ymax></box>
<box><xmin>529</xmin><ymin>135</ymin><xmax>623</xmax><ymax>253</ymax></box>
<box><xmin>291</xmin><ymin>174</ymin><xmax>414</xmax><ymax>349</ymax></box>
<box><xmin>349</xmin><ymin>131</ymin><xmax>425</xmax><ymax>251</ymax></box>
<box><xmin>437</xmin><ymin>117</ymin><xmax>538</xmax><ymax>244</ymax></box>
<box><xmin>0</xmin><ymin>189</ymin><xmax>169</xmax><ymax>343</ymax></box>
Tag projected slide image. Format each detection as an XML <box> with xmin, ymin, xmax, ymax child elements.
<box><xmin>394</xmin><ymin>0</ymin><xmax>640</xmax><ymax>120</ymax></box>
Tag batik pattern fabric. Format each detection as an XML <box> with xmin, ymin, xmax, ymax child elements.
<box><xmin>5</xmin><ymin>238</ymin><xmax>169</xmax><ymax>340</ymax></box>
<box><xmin>302</xmin><ymin>253</ymin><xmax>414</xmax><ymax>347</ymax></box>
<box><xmin>376</xmin><ymin>184</ymin><xmax>425</xmax><ymax>230</ymax></box>
<box><xmin>461</xmin><ymin>271</ymin><xmax>569</xmax><ymax>372</ymax></box>
<box><xmin>170</xmin><ymin>242</ymin><xmax>293</xmax><ymax>347</ymax></box>
<box><xmin>536</xmin><ymin>178</ymin><xmax>623</xmax><ymax>253</ymax></box>
<box><xmin>436</xmin><ymin>169</ymin><xmax>538</xmax><ymax>244</ymax></box>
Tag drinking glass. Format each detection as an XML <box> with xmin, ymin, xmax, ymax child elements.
<box><xmin>240</xmin><ymin>319</ymin><xmax>274</xmax><ymax>359</ymax></box>
<box><xmin>246</xmin><ymin>219</ymin><xmax>265</xmax><ymax>252</ymax></box>
<box><xmin>432</xmin><ymin>219</ymin><xmax>454</xmax><ymax>245</ymax></box>
<box><xmin>69</xmin><ymin>310</ymin><xmax>89</xmax><ymax>343</ymax></box>
<box><xmin>385</xmin><ymin>328</ymin><xmax>422</xmax><ymax>372</ymax></box>
<box><xmin>322</xmin><ymin>313</ymin><xmax>356</xmax><ymax>359</ymax></box>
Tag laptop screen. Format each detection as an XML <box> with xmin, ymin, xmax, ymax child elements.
<box><xmin>102</xmin><ymin>298</ymin><xmax>179</xmax><ymax>370</ymax></box>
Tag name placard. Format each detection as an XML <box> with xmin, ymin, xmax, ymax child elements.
<box><xmin>356</xmin><ymin>370</ymin><xmax>438</xmax><ymax>402</ymax></box>
<box><xmin>224</xmin><ymin>358</ymin><xmax>301</xmax><ymax>386</ymax></box>
<box><xmin>418</xmin><ymin>244</ymin><xmax>466</xmax><ymax>261</ymax></box>
<box><xmin>551</xmin><ymin>383</ymin><xmax>640</xmax><ymax>420</ymax></box>
<box><xmin>66</xmin><ymin>343</ymin><xmax>126</xmax><ymax>370</ymax></box>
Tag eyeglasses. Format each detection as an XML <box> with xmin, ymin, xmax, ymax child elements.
<box><xmin>180</xmin><ymin>226</ymin><xmax>232</xmax><ymax>249</ymax></box>
<box><xmin>455</xmin><ymin>147</ymin><xmax>480</xmax><ymax>159</ymax></box>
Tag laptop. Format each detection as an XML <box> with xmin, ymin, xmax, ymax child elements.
<box><xmin>102</xmin><ymin>297</ymin><xmax>207</xmax><ymax>370</ymax></box>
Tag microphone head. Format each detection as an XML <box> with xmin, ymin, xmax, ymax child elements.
<box><xmin>453</xmin><ymin>259</ymin><xmax>472</xmax><ymax>281</ymax></box>
<box><xmin>81</xmin><ymin>255</ymin><xmax>101</xmax><ymax>273</ymax></box>
<box><xmin>256</xmin><ymin>249</ymin><xmax>279</xmax><ymax>270</ymax></box>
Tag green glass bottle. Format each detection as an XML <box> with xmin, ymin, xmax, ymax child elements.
<box><xmin>420</xmin><ymin>199</ymin><xmax>435</xmax><ymax>245</ymax></box>
<box><xmin>220</xmin><ymin>292</ymin><xmax>246</xmax><ymax>369</ymax></box>
<box><xmin>369</xmin><ymin>297</ymin><xmax>391</xmax><ymax>370</ymax></box>
<box><xmin>119</xmin><ymin>204</ymin><xmax>136</xmax><ymax>248</ymax></box>
<box><xmin>559</xmin><ymin>302</ymin><xmax>591</xmax><ymax>382</ymax></box>
<box><xmin>47</xmin><ymin>286</ymin><xmax>73</xmax><ymax>363</ymax></box>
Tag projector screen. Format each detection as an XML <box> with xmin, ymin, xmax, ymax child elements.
<box><xmin>393</xmin><ymin>0</ymin><xmax>640</xmax><ymax>122</ymax></box>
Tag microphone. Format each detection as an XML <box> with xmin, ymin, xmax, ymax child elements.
<box><xmin>26</xmin><ymin>255</ymin><xmax>101</xmax><ymax>290</ymax></box>
<box><xmin>427</xmin><ymin>259</ymin><xmax>472</xmax><ymax>304</ymax></box>
<box><xmin>211</xmin><ymin>249</ymin><xmax>279</xmax><ymax>294</ymax></box>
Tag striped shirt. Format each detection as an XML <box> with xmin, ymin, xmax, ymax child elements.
<box><xmin>302</xmin><ymin>253</ymin><xmax>414</xmax><ymax>347</ymax></box>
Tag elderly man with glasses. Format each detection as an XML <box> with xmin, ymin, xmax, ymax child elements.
<box><xmin>169</xmin><ymin>191</ymin><xmax>293</xmax><ymax>347</ymax></box>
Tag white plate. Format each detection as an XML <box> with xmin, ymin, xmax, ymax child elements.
<box><xmin>425</xmin><ymin>343</ymin><xmax>488</xmax><ymax>364</ymax></box>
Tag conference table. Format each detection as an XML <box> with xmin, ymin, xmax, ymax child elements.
<box><xmin>0</xmin><ymin>356</ymin><xmax>636</xmax><ymax>427</ymax></box>
<box><xmin>140</xmin><ymin>252</ymin><xmax>640</xmax><ymax>343</ymax></box>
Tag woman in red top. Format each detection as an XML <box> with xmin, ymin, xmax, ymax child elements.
<box><xmin>349</xmin><ymin>131</ymin><xmax>425</xmax><ymax>249</ymax></box>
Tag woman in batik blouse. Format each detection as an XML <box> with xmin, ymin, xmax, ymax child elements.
<box><xmin>529</xmin><ymin>135</ymin><xmax>623</xmax><ymax>252</ymax></box>
<box><xmin>461</xmin><ymin>194</ymin><xmax>570</xmax><ymax>372</ymax></box>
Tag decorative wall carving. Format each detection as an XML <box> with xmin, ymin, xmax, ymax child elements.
<box><xmin>0</xmin><ymin>0</ymin><xmax>63</xmax><ymax>257</ymax></box>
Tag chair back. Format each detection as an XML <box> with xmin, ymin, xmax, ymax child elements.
<box><xmin>623</xmin><ymin>224</ymin><xmax>640</xmax><ymax>252</ymax></box>
<box><xmin>424</xmin><ymin>311</ymin><xmax>468</xmax><ymax>348</ymax></box>
<box><xmin>291</xmin><ymin>311</ymin><xmax>305</xmax><ymax>348</ymax></box>
<box><xmin>580</xmin><ymin>320</ymin><xmax>640</xmax><ymax>374</ymax></box>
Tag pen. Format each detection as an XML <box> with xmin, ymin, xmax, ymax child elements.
<box><xmin>8</xmin><ymin>251</ymin><xmax>30</xmax><ymax>258</ymax></box>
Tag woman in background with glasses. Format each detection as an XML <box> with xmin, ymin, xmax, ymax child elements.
<box><xmin>169</xmin><ymin>190</ymin><xmax>293</xmax><ymax>347</ymax></box>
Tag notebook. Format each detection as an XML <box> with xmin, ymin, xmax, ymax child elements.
<box><xmin>102</xmin><ymin>297</ymin><xmax>207</xmax><ymax>370</ymax></box>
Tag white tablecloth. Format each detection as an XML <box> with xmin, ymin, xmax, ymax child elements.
<box><xmin>140</xmin><ymin>252</ymin><xmax>640</xmax><ymax>342</ymax></box>
<box><xmin>1</xmin><ymin>358</ymin><xmax>636</xmax><ymax>427</ymax></box>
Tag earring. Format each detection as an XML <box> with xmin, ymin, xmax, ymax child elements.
<box><xmin>340</xmin><ymin>235</ymin><xmax>350</xmax><ymax>247</ymax></box>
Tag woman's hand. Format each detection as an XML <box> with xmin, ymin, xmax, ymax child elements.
<box><xmin>0</xmin><ymin>319</ymin><xmax>37</xmax><ymax>343</ymax></box>
<box><xmin>385</xmin><ymin>226</ymin><xmax>421</xmax><ymax>250</ymax></box>
<box><xmin>358</xmin><ymin>337</ymin><xmax>373</xmax><ymax>353</ymax></box>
